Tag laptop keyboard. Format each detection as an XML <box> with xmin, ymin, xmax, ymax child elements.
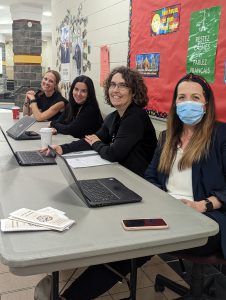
<box><xmin>19</xmin><ymin>151</ymin><xmax>45</xmax><ymax>163</ymax></box>
<box><xmin>79</xmin><ymin>180</ymin><xmax>119</xmax><ymax>202</ymax></box>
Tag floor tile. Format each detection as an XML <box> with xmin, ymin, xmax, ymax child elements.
<box><xmin>0</xmin><ymin>272</ymin><xmax>44</xmax><ymax>294</ymax></box>
<box><xmin>1</xmin><ymin>287</ymin><xmax>34</xmax><ymax>299</ymax></box>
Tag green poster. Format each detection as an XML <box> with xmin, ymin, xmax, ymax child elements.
<box><xmin>186</xmin><ymin>6</ymin><xmax>221</xmax><ymax>83</ymax></box>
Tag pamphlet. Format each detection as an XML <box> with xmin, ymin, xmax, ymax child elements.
<box><xmin>1</xmin><ymin>207</ymin><xmax>75</xmax><ymax>232</ymax></box>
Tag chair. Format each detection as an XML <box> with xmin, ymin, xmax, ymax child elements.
<box><xmin>154</xmin><ymin>252</ymin><xmax>226</xmax><ymax>300</ymax></box>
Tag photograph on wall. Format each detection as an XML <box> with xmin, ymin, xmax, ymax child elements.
<box><xmin>72</xmin><ymin>28</ymin><xmax>83</xmax><ymax>76</ymax></box>
<box><xmin>186</xmin><ymin>6</ymin><xmax>221</xmax><ymax>83</ymax></box>
<box><xmin>60</xmin><ymin>22</ymin><xmax>71</xmax><ymax>64</ymax></box>
<box><xmin>150</xmin><ymin>4</ymin><xmax>180</xmax><ymax>36</ymax></box>
<box><xmin>136</xmin><ymin>53</ymin><xmax>160</xmax><ymax>77</ymax></box>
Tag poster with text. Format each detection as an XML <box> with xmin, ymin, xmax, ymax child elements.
<box><xmin>186</xmin><ymin>6</ymin><xmax>221</xmax><ymax>83</ymax></box>
<box><xmin>151</xmin><ymin>5</ymin><xmax>180</xmax><ymax>36</ymax></box>
<box><xmin>100</xmin><ymin>45</ymin><xmax>110</xmax><ymax>86</ymax></box>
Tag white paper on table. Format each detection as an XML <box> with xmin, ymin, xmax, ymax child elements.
<box><xmin>66</xmin><ymin>154</ymin><xmax>114</xmax><ymax>168</ymax></box>
<box><xmin>1</xmin><ymin>219</ymin><xmax>50</xmax><ymax>232</ymax></box>
<box><xmin>62</xmin><ymin>150</ymin><xmax>97</xmax><ymax>159</ymax></box>
<box><xmin>38</xmin><ymin>207</ymin><xmax>66</xmax><ymax>216</ymax></box>
<box><xmin>9</xmin><ymin>208</ymin><xmax>75</xmax><ymax>231</ymax></box>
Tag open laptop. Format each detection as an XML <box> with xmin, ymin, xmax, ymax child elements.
<box><xmin>6</xmin><ymin>116</ymin><xmax>41</xmax><ymax>140</ymax></box>
<box><xmin>49</xmin><ymin>146</ymin><xmax>142</xmax><ymax>207</ymax></box>
<box><xmin>1</xmin><ymin>127</ymin><xmax>56</xmax><ymax>166</ymax></box>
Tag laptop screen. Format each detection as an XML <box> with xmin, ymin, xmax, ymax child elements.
<box><xmin>6</xmin><ymin>116</ymin><xmax>36</xmax><ymax>138</ymax></box>
<box><xmin>0</xmin><ymin>127</ymin><xmax>19</xmax><ymax>162</ymax></box>
<box><xmin>48</xmin><ymin>146</ymin><xmax>88</xmax><ymax>205</ymax></box>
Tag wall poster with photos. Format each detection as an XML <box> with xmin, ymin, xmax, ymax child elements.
<box><xmin>55</xmin><ymin>4</ymin><xmax>91</xmax><ymax>98</ymax></box>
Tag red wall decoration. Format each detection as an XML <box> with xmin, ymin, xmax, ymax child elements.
<box><xmin>129</xmin><ymin>0</ymin><xmax>226</xmax><ymax>121</ymax></box>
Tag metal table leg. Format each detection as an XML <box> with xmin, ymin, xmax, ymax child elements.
<box><xmin>52</xmin><ymin>271</ymin><xmax>59</xmax><ymax>300</ymax></box>
<box><xmin>130</xmin><ymin>259</ymin><xmax>137</xmax><ymax>300</ymax></box>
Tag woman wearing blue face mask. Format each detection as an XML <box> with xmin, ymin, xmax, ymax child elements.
<box><xmin>145</xmin><ymin>73</ymin><xmax>226</xmax><ymax>258</ymax></box>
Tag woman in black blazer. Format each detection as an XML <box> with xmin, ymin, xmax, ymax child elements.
<box><xmin>145</xmin><ymin>73</ymin><xmax>226</xmax><ymax>258</ymax></box>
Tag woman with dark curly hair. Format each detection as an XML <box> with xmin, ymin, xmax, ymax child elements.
<box><xmin>37</xmin><ymin>66</ymin><xmax>157</xmax><ymax>300</ymax></box>
<box><xmin>46</xmin><ymin>66</ymin><xmax>157</xmax><ymax>176</ymax></box>
<box><xmin>50</xmin><ymin>75</ymin><xmax>103</xmax><ymax>138</ymax></box>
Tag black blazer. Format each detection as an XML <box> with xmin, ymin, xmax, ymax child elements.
<box><xmin>145</xmin><ymin>122</ymin><xmax>226</xmax><ymax>258</ymax></box>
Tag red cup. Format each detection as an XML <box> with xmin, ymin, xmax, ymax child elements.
<box><xmin>12</xmin><ymin>106</ymin><xmax>20</xmax><ymax>119</ymax></box>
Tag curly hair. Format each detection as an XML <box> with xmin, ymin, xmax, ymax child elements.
<box><xmin>103</xmin><ymin>66</ymin><xmax>148</xmax><ymax>108</ymax></box>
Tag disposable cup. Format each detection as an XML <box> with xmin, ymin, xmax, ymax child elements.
<box><xmin>12</xmin><ymin>106</ymin><xmax>20</xmax><ymax>119</ymax></box>
<box><xmin>40</xmin><ymin>128</ymin><xmax>52</xmax><ymax>149</ymax></box>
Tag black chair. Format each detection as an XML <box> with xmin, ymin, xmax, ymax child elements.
<box><xmin>154</xmin><ymin>252</ymin><xmax>226</xmax><ymax>300</ymax></box>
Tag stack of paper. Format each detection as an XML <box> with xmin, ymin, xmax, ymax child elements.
<box><xmin>63</xmin><ymin>150</ymin><xmax>115</xmax><ymax>168</ymax></box>
<box><xmin>1</xmin><ymin>207</ymin><xmax>75</xmax><ymax>232</ymax></box>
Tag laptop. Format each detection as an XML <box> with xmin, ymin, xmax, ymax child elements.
<box><xmin>6</xmin><ymin>116</ymin><xmax>41</xmax><ymax>140</ymax></box>
<box><xmin>1</xmin><ymin>127</ymin><xmax>56</xmax><ymax>166</ymax></box>
<box><xmin>49</xmin><ymin>146</ymin><xmax>142</xmax><ymax>207</ymax></box>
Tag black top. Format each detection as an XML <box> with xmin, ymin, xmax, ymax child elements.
<box><xmin>145</xmin><ymin>122</ymin><xmax>226</xmax><ymax>258</ymax></box>
<box><xmin>35</xmin><ymin>90</ymin><xmax>67</xmax><ymax>121</ymax></box>
<box><xmin>50</xmin><ymin>101</ymin><xmax>103</xmax><ymax>138</ymax></box>
<box><xmin>61</xmin><ymin>103</ymin><xmax>157</xmax><ymax>177</ymax></box>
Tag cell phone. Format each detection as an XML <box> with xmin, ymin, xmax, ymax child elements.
<box><xmin>122</xmin><ymin>218</ymin><xmax>168</xmax><ymax>230</ymax></box>
<box><xmin>25</xmin><ymin>131</ymin><xmax>39</xmax><ymax>137</ymax></box>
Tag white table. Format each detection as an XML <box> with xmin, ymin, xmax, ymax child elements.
<box><xmin>0</xmin><ymin>112</ymin><xmax>219</xmax><ymax>299</ymax></box>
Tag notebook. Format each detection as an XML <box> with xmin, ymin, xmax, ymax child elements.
<box><xmin>6</xmin><ymin>116</ymin><xmax>41</xmax><ymax>140</ymax></box>
<box><xmin>1</xmin><ymin>127</ymin><xmax>56</xmax><ymax>166</ymax></box>
<box><xmin>49</xmin><ymin>146</ymin><xmax>142</xmax><ymax>207</ymax></box>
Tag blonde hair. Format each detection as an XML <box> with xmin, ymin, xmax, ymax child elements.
<box><xmin>45</xmin><ymin>70</ymin><xmax>61</xmax><ymax>92</ymax></box>
<box><xmin>158</xmin><ymin>74</ymin><xmax>216</xmax><ymax>174</ymax></box>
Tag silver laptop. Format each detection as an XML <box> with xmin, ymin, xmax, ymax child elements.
<box><xmin>6</xmin><ymin>116</ymin><xmax>40</xmax><ymax>140</ymax></box>
<box><xmin>1</xmin><ymin>127</ymin><xmax>56</xmax><ymax>166</ymax></box>
<box><xmin>49</xmin><ymin>146</ymin><xmax>142</xmax><ymax>208</ymax></box>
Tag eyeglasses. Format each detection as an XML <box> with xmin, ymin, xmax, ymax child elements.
<box><xmin>109</xmin><ymin>82</ymin><xmax>129</xmax><ymax>91</ymax></box>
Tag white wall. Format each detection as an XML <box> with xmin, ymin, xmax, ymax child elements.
<box><xmin>52</xmin><ymin>0</ymin><xmax>130</xmax><ymax>115</ymax></box>
<box><xmin>42</xmin><ymin>38</ymin><xmax>53</xmax><ymax>73</ymax></box>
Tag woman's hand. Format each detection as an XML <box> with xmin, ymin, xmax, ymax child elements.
<box><xmin>26</xmin><ymin>90</ymin><xmax>36</xmax><ymax>101</ymax></box>
<box><xmin>181</xmin><ymin>199</ymin><xmax>206</xmax><ymax>213</ymax></box>
<box><xmin>40</xmin><ymin>144</ymin><xmax>63</xmax><ymax>156</ymax></box>
<box><xmin>85</xmin><ymin>134</ymin><xmax>101</xmax><ymax>146</ymax></box>
<box><xmin>51</xmin><ymin>128</ymin><xmax>58</xmax><ymax>135</ymax></box>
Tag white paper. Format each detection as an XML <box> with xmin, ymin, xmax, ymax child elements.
<box><xmin>66</xmin><ymin>154</ymin><xmax>114</xmax><ymax>168</ymax></box>
<box><xmin>1</xmin><ymin>219</ymin><xmax>50</xmax><ymax>232</ymax></box>
<box><xmin>9</xmin><ymin>208</ymin><xmax>75</xmax><ymax>231</ymax></box>
<box><xmin>62</xmin><ymin>150</ymin><xmax>97</xmax><ymax>158</ymax></box>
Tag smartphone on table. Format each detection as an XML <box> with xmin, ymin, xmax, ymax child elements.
<box><xmin>122</xmin><ymin>218</ymin><xmax>168</xmax><ymax>230</ymax></box>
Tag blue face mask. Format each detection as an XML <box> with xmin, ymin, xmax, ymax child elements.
<box><xmin>176</xmin><ymin>101</ymin><xmax>205</xmax><ymax>125</ymax></box>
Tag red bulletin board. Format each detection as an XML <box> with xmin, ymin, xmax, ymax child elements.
<box><xmin>129</xmin><ymin>0</ymin><xmax>226</xmax><ymax>121</ymax></box>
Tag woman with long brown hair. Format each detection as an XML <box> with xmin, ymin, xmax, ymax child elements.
<box><xmin>145</xmin><ymin>73</ymin><xmax>226</xmax><ymax>258</ymax></box>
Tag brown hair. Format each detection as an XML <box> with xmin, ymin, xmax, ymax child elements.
<box><xmin>103</xmin><ymin>66</ymin><xmax>148</xmax><ymax>107</ymax></box>
<box><xmin>158</xmin><ymin>73</ymin><xmax>216</xmax><ymax>174</ymax></box>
